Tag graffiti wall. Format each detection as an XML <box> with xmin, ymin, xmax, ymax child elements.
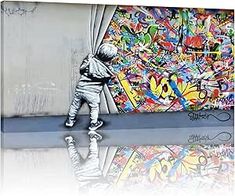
<box><xmin>107</xmin><ymin>144</ymin><xmax>234</xmax><ymax>192</ymax></box>
<box><xmin>103</xmin><ymin>7</ymin><xmax>234</xmax><ymax>113</ymax></box>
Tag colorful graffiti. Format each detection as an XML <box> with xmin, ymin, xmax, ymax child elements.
<box><xmin>107</xmin><ymin>144</ymin><xmax>234</xmax><ymax>191</ymax></box>
<box><xmin>103</xmin><ymin>6</ymin><xmax>234</xmax><ymax>113</ymax></box>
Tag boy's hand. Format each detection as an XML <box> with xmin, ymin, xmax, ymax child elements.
<box><xmin>110</xmin><ymin>75</ymin><xmax>117</xmax><ymax>83</ymax></box>
<box><xmin>111</xmin><ymin>75</ymin><xmax>116</xmax><ymax>80</ymax></box>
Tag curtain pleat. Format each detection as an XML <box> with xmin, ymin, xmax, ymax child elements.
<box><xmin>104</xmin><ymin>84</ymin><xmax>119</xmax><ymax>113</ymax></box>
<box><xmin>93</xmin><ymin>5</ymin><xmax>106</xmax><ymax>53</ymax></box>
<box><xmin>89</xmin><ymin>5</ymin><xmax>97</xmax><ymax>52</ymax></box>
<box><xmin>88</xmin><ymin>5</ymin><xmax>118</xmax><ymax>114</ymax></box>
<box><xmin>94</xmin><ymin>5</ymin><xmax>117</xmax><ymax>53</ymax></box>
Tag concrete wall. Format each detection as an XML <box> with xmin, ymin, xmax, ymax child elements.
<box><xmin>2</xmin><ymin>2</ymin><xmax>100</xmax><ymax>117</ymax></box>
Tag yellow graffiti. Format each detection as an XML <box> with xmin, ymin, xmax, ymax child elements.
<box><xmin>150</xmin><ymin>76</ymin><xmax>176</xmax><ymax>99</ymax></box>
<box><xmin>116</xmin><ymin>151</ymin><xmax>139</xmax><ymax>185</ymax></box>
<box><xmin>149</xmin><ymin>154</ymin><xmax>204</xmax><ymax>183</ymax></box>
<box><xmin>188</xmin><ymin>51</ymin><xmax>222</xmax><ymax>55</ymax></box>
<box><xmin>118</xmin><ymin>72</ymin><xmax>138</xmax><ymax>108</ymax></box>
<box><xmin>149</xmin><ymin>75</ymin><xmax>207</xmax><ymax>104</ymax></box>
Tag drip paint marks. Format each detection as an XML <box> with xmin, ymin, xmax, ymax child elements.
<box><xmin>103</xmin><ymin>7</ymin><xmax>234</xmax><ymax>113</ymax></box>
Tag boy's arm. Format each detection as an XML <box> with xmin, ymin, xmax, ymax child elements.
<box><xmin>105</xmin><ymin>65</ymin><xmax>116</xmax><ymax>77</ymax></box>
<box><xmin>105</xmin><ymin>65</ymin><xmax>118</xmax><ymax>83</ymax></box>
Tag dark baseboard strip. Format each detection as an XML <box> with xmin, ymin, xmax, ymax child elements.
<box><xmin>1</xmin><ymin>110</ymin><xmax>234</xmax><ymax>148</ymax></box>
<box><xmin>2</xmin><ymin>126</ymin><xmax>234</xmax><ymax>149</ymax></box>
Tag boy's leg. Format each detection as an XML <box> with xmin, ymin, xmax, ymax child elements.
<box><xmin>65</xmin><ymin>90</ymin><xmax>82</xmax><ymax>127</ymax></box>
<box><xmin>64</xmin><ymin>136</ymin><xmax>82</xmax><ymax>179</ymax></box>
<box><xmin>85</xmin><ymin>92</ymin><xmax>103</xmax><ymax>131</ymax></box>
<box><xmin>90</xmin><ymin>102</ymin><xmax>99</xmax><ymax>124</ymax></box>
<box><xmin>78</xmin><ymin>131</ymin><xmax>103</xmax><ymax>178</ymax></box>
<box><xmin>87</xmin><ymin>131</ymin><xmax>102</xmax><ymax>159</ymax></box>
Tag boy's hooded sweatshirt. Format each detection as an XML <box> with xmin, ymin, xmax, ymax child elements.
<box><xmin>78</xmin><ymin>54</ymin><xmax>114</xmax><ymax>93</ymax></box>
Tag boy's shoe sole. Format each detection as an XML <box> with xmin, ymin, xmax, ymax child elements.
<box><xmin>88</xmin><ymin>130</ymin><xmax>103</xmax><ymax>141</ymax></box>
<box><xmin>88</xmin><ymin>120</ymin><xmax>103</xmax><ymax>131</ymax></box>
<box><xmin>65</xmin><ymin>122</ymin><xmax>74</xmax><ymax>128</ymax></box>
<box><xmin>64</xmin><ymin>118</ymin><xmax>76</xmax><ymax>128</ymax></box>
<box><xmin>64</xmin><ymin>135</ymin><xmax>75</xmax><ymax>144</ymax></box>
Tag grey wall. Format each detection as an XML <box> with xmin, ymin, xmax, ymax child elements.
<box><xmin>2</xmin><ymin>1</ymin><xmax>111</xmax><ymax>117</ymax></box>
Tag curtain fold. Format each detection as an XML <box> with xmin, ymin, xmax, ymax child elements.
<box><xmin>88</xmin><ymin>4</ymin><xmax>118</xmax><ymax>114</ymax></box>
<box><xmin>93</xmin><ymin>5</ymin><xmax>106</xmax><ymax>51</ymax></box>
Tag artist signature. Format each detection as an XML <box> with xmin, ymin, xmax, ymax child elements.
<box><xmin>188</xmin><ymin>132</ymin><xmax>232</xmax><ymax>144</ymax></box>
<box><xmin>188</xmin><ymin>111</ymin><xmax>231</xmax><ymax>122</ymax></box>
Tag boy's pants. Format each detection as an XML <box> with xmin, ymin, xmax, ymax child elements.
<box><xmin>68</xmin><ymin>86</ymin><xmax>100</xmax><ymax>124</ymax></box>
<box><xmin>66</xmin><ymin>137</ymin><xmax>102</xmax><ymax>187</ymax></box>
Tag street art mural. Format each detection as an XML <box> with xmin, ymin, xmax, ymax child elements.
<box><xmin>103</xmin><ymin>7</ymin><xmax>234</xmax><ymax>113</ymax></box>
<box><xmin>107</xmin><ymin>144</ymin><xmax>234</xmax><ymax>191</ymax></box>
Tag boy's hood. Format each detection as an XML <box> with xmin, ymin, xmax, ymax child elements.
<box><xmin>88</xmin><ymin>54</ymin><xmax>113</xmax><ymax>79</ymax></box>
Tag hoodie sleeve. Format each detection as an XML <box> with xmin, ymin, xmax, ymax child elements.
<box><xmin>106</xmin><ymin>65</ymin><xmax>115</xmax><ymax>76</ymax></box>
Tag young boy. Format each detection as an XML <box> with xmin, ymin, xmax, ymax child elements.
<box><xmin>65</xmin><ymin>43</ymin><xmax>118</xmax><ymax>131</ymax></box>
<box><xmin>64</xmin><ymin>133</ymin><xmax>111</xmax><ymax>193</ymax></box>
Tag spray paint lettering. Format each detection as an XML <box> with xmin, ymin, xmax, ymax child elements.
<box><xmin>107</xmin><ymin>144</ymin><xmax>234</xmax><ymax>191</ymax></box>
<box><xmin>103</xmin><ymin>6</ymin><xmax>234</xmax><ymax>113</ymax></box>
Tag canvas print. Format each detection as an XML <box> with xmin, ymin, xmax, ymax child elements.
<box><xmin>0</xmin><ymin>1</ymin><xmax>234</xmax><ymax>196</ymax></box>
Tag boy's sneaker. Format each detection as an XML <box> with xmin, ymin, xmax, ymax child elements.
<box><xmin>88</xmin><ymin>130</ymin><xmax>103</xmax><ymax>141</ymax></box>
<box><xmin>88</xmin><ymin>120</ymin><xmax>103</xmax><ymax>131</ymax></box>
<box><xmin>64</xmin><ymin>135</ymin><xmax>75</xmax><ymax>144</ymax></box>
<box><xmin>64</xmin><ymin>116</ymin><xmax>76</xmax><ymax>128</ymax></box>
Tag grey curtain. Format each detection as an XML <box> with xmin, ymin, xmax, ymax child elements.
<box><xmin>87</xmin><ymin>6</ymin><xmax>119</xmax><ymax>168</ymax></box>
<box><xmin>88</xmin><ymin>4</ymin><xmax>118</xmax><ymax>114</ymax></box>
